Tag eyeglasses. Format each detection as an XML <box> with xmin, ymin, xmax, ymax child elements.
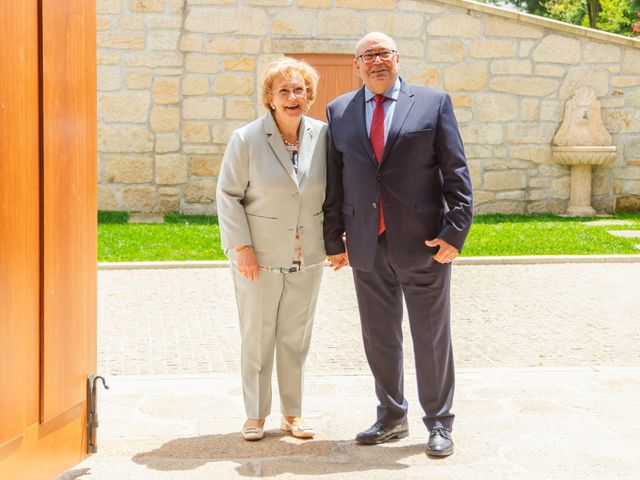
<box><xmin>277</xmin><ymin>87</ymin><xmax>306</xmax><ymax>98</ymax></box>
<box><xmin>357</xmin><ymin>50</ymin><xmax>397</xmax><ymax>64</ymax></box>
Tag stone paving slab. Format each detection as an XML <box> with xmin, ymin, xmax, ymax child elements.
<box><xmin>583</xmin><ymin>220</ymin><xmax>632</xmax><ymax>226</ymax></box>
<box><xmin>607</xmin><ymin>230</ymin><xmax>640</xmax><ymax>238</ymax></box>
<box><xmin>128</xmin><ymin>213</ymin><xmax>165</xmax><ymax>224</ymax></box>
<box><xmin>98</xmin><ymin>263</ymin><xmax>640</xmax><ymax>376</ymax></box>
<box><xmin>63</xmin><ymin>369</ymin><xmax>640</xmax><ymax>480</ymax></box>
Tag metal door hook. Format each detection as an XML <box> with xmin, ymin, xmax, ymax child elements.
<box><xmin>87</xmin><ymin>374</ymin><xmax>110</xmax><ymax>453</ymax></box>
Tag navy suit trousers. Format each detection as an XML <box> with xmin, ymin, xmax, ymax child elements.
<box><xmin>352</xmin><ymin>233</ymin><xmax>455</xmax><ymax>431</ymax></box>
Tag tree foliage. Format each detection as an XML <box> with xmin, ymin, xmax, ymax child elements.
<box><xmin>484</xmin><ymin>0</ymin><xmax>640</xmax><ymax>36</ymax></box>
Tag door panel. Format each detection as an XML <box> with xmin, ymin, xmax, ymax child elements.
<box><xmin>288</xmin><ymin>54</ymin><xmax>362</xmax><ymax>122</ymax></box>
<box><xmin>41</xmin><ymin>0</ymin><xmax>97</xmax><ymax>423</ymax></box>
<box><xmin>0</xmin><ymin>404</ymin><xmax>86</xmax><ymax>480</ymax></box>
<box><xmin>0</xmin><ymin>0</ymin><xmax>41</xmax><ymax>448</ymax></box>
<box><xmin>0</xmin><ymin>0</ymin><xmax>97</xmax><ymax>477</ymax></box>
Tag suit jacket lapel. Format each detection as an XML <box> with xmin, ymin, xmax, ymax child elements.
<box><xmin>379</xmin><ymin>81</ymin><xmax>414</xmax><ymax>168</ymax></box>
<box><xmin>296</xmin><ymin>116</ymin><xmax>315</xmax><ymax>187</ymax></box>
<box><xmin>349</xmin><ymin>88</ymin><xmax>377</xmax><ymax>167</ymax></box>
<box><xmin>263</xmin><ymin>113</ymin><xmax>299</xmax><ymax>187</ymax></box>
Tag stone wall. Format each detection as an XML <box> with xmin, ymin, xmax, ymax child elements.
<box><xmin>97</xmin><ymin>0</ymin><xmax>640</xmax><ymax>214</ymax></box>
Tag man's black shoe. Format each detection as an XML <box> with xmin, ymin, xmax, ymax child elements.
<box><xmin>426</xmin><ymin>427</ymin><xmax>454</xmax><ymax>456</ymax></box>
<box><xmin>355</xmin><ymin>421</ymin><xmax>409</xmax><ymax>445</ymax></box>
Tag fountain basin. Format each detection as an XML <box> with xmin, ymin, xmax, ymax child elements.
<box><xmin>552</xmin><ymin>146</ymin><xmax>616</xmax><ymax>166</ymax></box>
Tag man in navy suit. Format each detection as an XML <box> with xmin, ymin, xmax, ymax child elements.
<box><xmin>323</xmin><ymin>32</ymin><xmax>473</xmax><ymax>456</ymax></box>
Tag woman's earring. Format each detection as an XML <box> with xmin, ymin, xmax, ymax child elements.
<box><xmin>271</xmin><ymin>105</ymin><xmax>275</xmax><ymax>110</ymax></box>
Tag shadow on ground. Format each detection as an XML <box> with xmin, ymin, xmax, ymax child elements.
<box><xmin>132</xmin><ymin>430</ymin><xmax>434</xmax><ymax>476</ymax></box>
<box><xmin>57</xmin><ymin>468</ymin><xmax>91</xmax><ymax>480</ymax></box>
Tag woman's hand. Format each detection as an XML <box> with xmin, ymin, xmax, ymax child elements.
<box><xmin>236</xmin><ymin>246</ymin><xmax>260</xmax><ymax>280</ymax></box>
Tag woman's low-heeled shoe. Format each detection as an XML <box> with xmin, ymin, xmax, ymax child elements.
<box><xmin>280</xmin><ymin>417</ymin><xmax>316</xmax><ymax>439</ymax></box>
<box><xmin>241</xmin><ymin>425</ymin><xmax>264</xmax><ymax>441</ymax></box>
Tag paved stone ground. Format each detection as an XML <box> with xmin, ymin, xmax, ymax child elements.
<box><xmin>65</xmin><ymin>368</ymin><xmax>640</xmax><ymax>480</ymax></box>
<box><xmin>58</xmin><ymin>262</ymin><xmax>640</xmax><ymax>480</ymax></box>
<box><xmin>98</xmin><ymin>263</ymin><xmax>640</xmax><ymax>376</ymax></box>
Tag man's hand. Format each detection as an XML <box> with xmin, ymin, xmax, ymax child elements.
<box><xmin>425</xmin><ymin>238</ymin><xmax>459</xmax><ymax>264</ymax></box>
<box><xmin>327</xmin><ymin>252</ymin><xmax>349</xmax><ymax>271</ymax></box>
<box><xmin>236</xmin><ymin>247</ymin><xmax>260</xmax><ymax>280</ymax></box>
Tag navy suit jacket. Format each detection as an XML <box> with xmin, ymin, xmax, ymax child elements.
<box><xmin>323</xmin><ymin>80</ymin><xmax>473</xmax><ymax>272</ymax></box>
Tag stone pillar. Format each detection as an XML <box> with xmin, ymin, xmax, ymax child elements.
<box><xmin>567</xmin><ymin>164</ymin><xmax>595</xmax><ymax>216</ymax></box>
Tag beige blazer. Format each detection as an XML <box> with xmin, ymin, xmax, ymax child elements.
<box><xmin>216</xmin><ymin>113</ymin><xmax>327</xmax><ymax>267</ymax></box>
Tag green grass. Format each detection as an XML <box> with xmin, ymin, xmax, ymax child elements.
<box><xmin>98</xmin><ymin>210</ymin><xmax>128</xmax><ymax>224</ymax></box>
<box><xmin>463</xmin><ymin>213</ymin><xmax>640</xmax><ymax>256</ymax></box>
<box><xmin>97</xmin><ymin>211</ymin><xmax>640</xmax><ymax>262</ymax></box>
<box><xmin>98</xmin><ymin>212</ymin><xmax>225</xmax><ymax>262</ymax></box>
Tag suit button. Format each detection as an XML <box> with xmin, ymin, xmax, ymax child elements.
<box><xmin>372</xmin><ymin>202</ymin><xmax>377</xmax><ymax>209</ymax></box>
<box><xmin>376</xmin><ymin>174</ymin><xmax>382</xmax><ymax>181</ymax></box>
<box><xmin>293</xmin><ymin>192</ymin><xmax>300</xmax><ymax>197</ymax></box>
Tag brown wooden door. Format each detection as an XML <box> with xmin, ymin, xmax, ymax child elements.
<box><xmin>0</xmin><ymin>0</ymin><xmax>41</xmax><ymax>455</ymax></box>
<box><xmin>288</xmin><ymin>54</ymin><xmax>362</xmax><ymax>122</ymax></box>
<box><xmin>0</xmin><ymin>0</ymin><xmax>97</xmax><ymax>478</ymax></box>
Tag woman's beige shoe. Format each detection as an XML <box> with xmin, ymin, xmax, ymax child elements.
<box><xmin>242</xmin><ymin>420</ymin><xmax>265</xmax><ymax>441</ymax></box>
<box><xmin>280</xmin><ymin>416</ymin><xmax>316</xmax><ymax>439</ymax></box>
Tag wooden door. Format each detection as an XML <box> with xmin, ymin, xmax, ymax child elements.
<box><xmin>0</xmin><ymin>0</ymin><xmax>41</xmax><ymax>455</ymax></box>
<box><xmin>0</xmin><ymin>0</ymin><xmax>97</xmax><ymax>478</ymax></box>
<box><xmin>288</xmin><ymin>54</ymin><xmax>362</xmax><ymax>122</ymax></box>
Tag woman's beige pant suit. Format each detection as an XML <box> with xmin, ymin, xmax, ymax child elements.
<box><xmin>216</xmin><ymin>113</ymin><xmax>327</xmax><ymax>419</ymax></box>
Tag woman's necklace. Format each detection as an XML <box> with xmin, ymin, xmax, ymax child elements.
<box><xmin>281</xmin><ymin>135</ymin><xmax>299</xmax><ymax>175</ymax></box>
<box><xmin>282</xmin><ymin>135</ymin><xmax>299</xmax><ymax>148</ymax></box>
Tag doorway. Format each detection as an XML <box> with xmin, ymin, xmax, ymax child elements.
<box><xmin>288</xmin><ymin>54</ymin><xmax>362</xmax><ymax>122</ymax></box>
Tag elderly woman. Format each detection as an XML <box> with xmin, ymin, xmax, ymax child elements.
<box><xmin>216</xmin><ymin>58</ymin><xmax>326</xmax><ymax>441</ymax></box>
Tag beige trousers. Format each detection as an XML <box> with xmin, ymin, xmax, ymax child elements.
<box><xmin>231</xmin><ymin>264</ymin><xmax>323</xmax><ymax>419</ymax></box>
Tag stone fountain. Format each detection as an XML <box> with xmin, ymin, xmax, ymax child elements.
<box><xmin>551</xmin><ymin>87</ymin><xmax>616</xmax><ymax>216</ymax></box>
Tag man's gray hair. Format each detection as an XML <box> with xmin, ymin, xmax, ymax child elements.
<box><xmin>355</xmin><ymin>32</ymin><xmax>397</xmax><ymax>56</ymax></box>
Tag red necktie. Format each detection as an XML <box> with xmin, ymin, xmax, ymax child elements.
<box><xmin>370</xmin><ymin>94</ymin><xmax>386</xmax><ymax>235</ymax></box>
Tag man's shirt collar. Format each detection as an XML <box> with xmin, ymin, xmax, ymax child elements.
<box><xmin>364</xmin><ymin>76</ymin><xmax>401</xmax><ymax>103</ymax></box>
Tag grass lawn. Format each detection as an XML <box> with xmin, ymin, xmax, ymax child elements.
<box><xmin>98</xmin><ymin>211</ymin><xmax>640</xmax><ymax>262</ymax></box>
<box><xmin>463</xmin><ymin>213</ymin><xmax>640</xmax><ymax>256</ymax></box>
<box><xmin>98</xmin><ymin>212</ymin><xmax>224</xmax><ymax>262</ymax></box>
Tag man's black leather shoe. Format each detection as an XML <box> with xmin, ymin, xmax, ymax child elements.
<box><xmin>355</xmin><ymin>421</ymin><xmax>409</xmax><ymax>445</ymax></box>
<box><xmin>426</xmin><ymin>427</ymin><xmax>454</xmax><ymax>456</ymax></box>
